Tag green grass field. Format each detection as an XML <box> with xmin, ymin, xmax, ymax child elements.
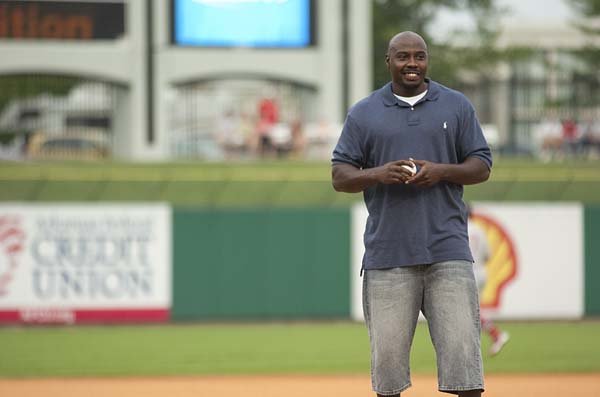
<box><xmin>1</xmin><ymin>321</ymin><xmax>599</xmax><ymax>378</ymax></box>
<box><xmin>1</xmin><ymin>158</ymin><xmax>600</xmax><ymax>206</ymax></box>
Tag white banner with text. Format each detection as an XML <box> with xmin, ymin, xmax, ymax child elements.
<box><xmin>351</xmin><ymin>202</ymin><xmax>584</xmax><ymax>321</ymax></box>
<box><xmin>0</xmin><ymin>203</ymin><xmax>171</xmax><ymax>324</ymax></box>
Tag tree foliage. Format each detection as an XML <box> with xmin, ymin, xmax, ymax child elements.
<box><xmin>568</xmin><ymin>0</ymin><xmax>600</xmax><ymax>16</ymax></box>
<box><xmin>371</xmin><ymin>0</ymin><xmax>507</xmax><ymax>88</ymax></box>
<box><xmin>567</xmin><ymin>0</ymin><xmax>600</xmax><ymax>75</ymax></box>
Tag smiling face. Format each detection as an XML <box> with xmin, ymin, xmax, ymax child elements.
<box><xmin>386</xmin><ymin>32</ymin><xmax>428</xmax><ymax>97</ymax></box>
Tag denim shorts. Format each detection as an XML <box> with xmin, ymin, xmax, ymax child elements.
<box><xmin>363</xmin><ymin>260</ymin><xmax>484</xmax><ymax>395</ymax></box>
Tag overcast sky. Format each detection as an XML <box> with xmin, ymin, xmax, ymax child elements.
<box><xmin>497</xmin><ymin>0</ymin><xmax>574</xmax><ymax>24</ymax></box>
<box><xmin>431</xmin><ymin>0</ymin><xmax>577</xmax><ymax>40</ymax></box>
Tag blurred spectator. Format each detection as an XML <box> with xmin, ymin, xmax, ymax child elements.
<box><xmin>270</xmin><ymin>122</ymin><xmax>292</xmax><ymax>157</ymax></box>
<box><xmin>532</xmin><ymin>113</ymin><xmax>563</xmax><ymax>162</ymax></box>
<box><xmin>216</xmin><ymin>108</ymin><xmax>246</xmax><ymax>158</ymax></box>
<box><xmin>239</xmin><ymin>111</ymin><xmax>257</xmax><ymax>155</ymax></box>
<box><xmin>580</xmin><ymin>118</ymin><xmax>600</xmax><ymax>159</ymax></box>
<box><xmin>266</xmin><ymin>118</ymin><xmax>307</xmax><ymax>159</ymax></box>
<box><xmin>258</xmin><ymin>95</ymin><xmax>278</xmax><ymax>125</ymax></box>
<box><xmin>304</xmin><ymin>118</ymin><xmax>340</xmax><ymax>160</ymax></box>
<box><xmin>256</xmin><ymin>93</ymin><xmax>279</xmax><ymax>157</ymax></box>
<box><xmin>561</xmin><ymin>118</ymin><xmax>581</xmax><ymax>156</ymax></box>
<box><xmin>290</xmin><ymin>118</ymin><xmax>306</xmax><ymax>159</ymax></box>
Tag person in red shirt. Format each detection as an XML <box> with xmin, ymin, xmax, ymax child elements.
<box><xmin>256</xmin><ymin>96</ymin><xmax>279</xmax><ymax>157</ymax></box>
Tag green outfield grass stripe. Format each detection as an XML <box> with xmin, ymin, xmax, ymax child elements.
<box><xmin>0</xmin><ymin>168</ymin><xmax>331</xmax><ymax>182</ymax></box>
<box><xmin>1</xmin><ymin>165</ymin><xmax>600</xmax><ymax>183</ymax></box>
<box><xmin>491</xmin><ymin>170</ymin><xmax>600</xmax><ymax>182</ymax></box>
<box><xmin>0</xmin><ymin>321</ymin><xmax>599</xmax><ymax>377</ymax></box>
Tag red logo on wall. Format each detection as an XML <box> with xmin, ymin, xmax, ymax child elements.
<box><xmin>471</xmin><ymin>212</ymin><xmax>518</xmax><ymax>309</ymax></box>
<box><xmin>0</xmin><ymin>215</ymin><xmax>25</xmax><ymax>296</ymax></box>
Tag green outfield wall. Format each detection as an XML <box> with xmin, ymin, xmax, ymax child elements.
<box><xmin>171</xmin><ymin>204</ymin><xmax>600</xmax><ymax>321</ymax></box>
<box><xmin>2</xmin><ymin>158</ymin><xmax>600</xmax><ymax>323</ymax></box>
<box><xmin>172</xmin><ymin>208</ymin><xmax>351</xmax><ymax>320</ymax></box>
<box><xmin>585</xmin><ymin>206</ymin><xmax>600</xmax><ymax>316</ymax></box>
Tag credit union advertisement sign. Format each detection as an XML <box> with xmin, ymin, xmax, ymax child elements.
<box><xmin>0</xmin><ymin>203</ymin><xmax>171</xmax><ymax>324</ymax></box>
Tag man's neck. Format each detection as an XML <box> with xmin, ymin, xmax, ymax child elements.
<box><xmin>391</xmin><ymin>81</ymin><xmax>428</xmax><ymax>97</ymax></box>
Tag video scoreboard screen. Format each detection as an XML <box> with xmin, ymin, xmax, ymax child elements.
<box><xmin>172</xmin><ymin>0</ymin><xmax>313</xmax><ymax>48</ymax></box>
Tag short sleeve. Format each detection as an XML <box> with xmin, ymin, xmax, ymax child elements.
<box><xmin>458</xmin><ymin>100</ymin><xmax>493</xmax><ymax>169</ymax></box>
<box><xmin>331</xmin><ymin>114</ymin><xmax>366</xmax><ymax>168</ymax></box>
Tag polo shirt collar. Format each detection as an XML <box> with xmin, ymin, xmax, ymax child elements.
<box><xmin>381</xmin><ymin>78</ymin><xmax>440</xmax><ymax>107</ymax></box>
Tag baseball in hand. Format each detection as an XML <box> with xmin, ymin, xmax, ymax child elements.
<box><xmin>401</xmin><ymin>160</ymin><xmax>417</xmax><ymax>176</ymax></box>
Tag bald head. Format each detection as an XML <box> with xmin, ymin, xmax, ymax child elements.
<box><xmin>385</xmin><ymin>31</ymin><xmax>429</xmax><ymax>96</ymax></box>
<box><xmin>387</xmin><ymin>31</ymin><xmax>427</xmax><ymax>56</ymax></box>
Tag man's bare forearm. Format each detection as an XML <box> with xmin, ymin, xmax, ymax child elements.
<box><xmin>440</xmin><ymin>158</ymin><xmax>490</xmax><ymax>185</ymax></box>
<box><xmin>331</xmin><ymin>163</ymin><xmax>379</xmax><ymax>193</ymax></box>
<box><xmin>332</xmin><ymin>159</ymin><xmax>418</xmax><ymax>192</ymax></box>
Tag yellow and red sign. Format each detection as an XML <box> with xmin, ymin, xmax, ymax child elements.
<box><xmin>471</xmin><ymin>212</ymin><xmax>518</xmax><ymax>309</ymax></box>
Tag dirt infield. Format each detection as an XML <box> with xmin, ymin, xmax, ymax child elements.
<box><xmin>1</xmin><ymin>373</ymin><xmax>599</xmax><ymax>396</ymax></box>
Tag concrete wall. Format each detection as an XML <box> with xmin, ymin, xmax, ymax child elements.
<box><xmin>0</xmin><ymin>1</ymin><xmax>152</xmax><ymax>160</ymax></box>
<box><xmin>0</xmin><ymin>0</ymin><xmax>372</xmax><ymax>161</ymax></box>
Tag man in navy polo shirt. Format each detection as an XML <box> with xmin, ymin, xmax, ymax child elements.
<box><xmin>332</xmin><ymin>31</ymin><xmax>491</xmax><ymax>397</ymax></box>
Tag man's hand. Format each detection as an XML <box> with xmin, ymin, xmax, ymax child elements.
<box><xmin>405</xmin><ymin>157</ymin><xmax>490</xmax><ymax>187</ymax></box>
<box><xmin>373</xmin><ymin>159</ymin><xmax>419</xmax><ymax>185</ymax></box>
<box><xmin>405</xmin><ymin>159</ymin><xmax>444</xmax><ymax>187</ymax></box>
